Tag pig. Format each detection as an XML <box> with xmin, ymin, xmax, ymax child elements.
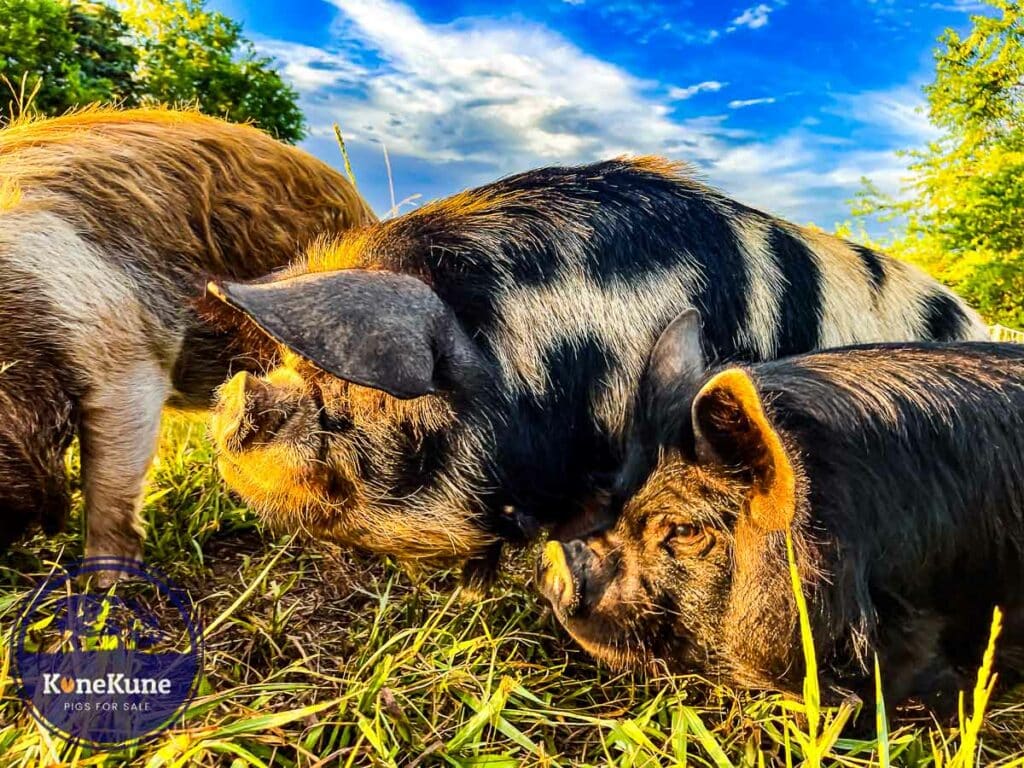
<box><xmin>207</xmin><ymin>157</ymin><xmax>988</xmax><ymax>585</ymax></box>
<box><xmin>537</xmin><ymin>309</ymin><xmax>1024</xmax><ymax>709</ymax></box>
<box><xmin>0</xmin><ymin>107</ymin><xmax>374</xmax><ymax>569</ymax></box>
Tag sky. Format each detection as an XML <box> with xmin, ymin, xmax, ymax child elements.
<box><xmin>208</xmin><ymin>0</ymin><xmax>990</xmax><ymax>229</ymax></box>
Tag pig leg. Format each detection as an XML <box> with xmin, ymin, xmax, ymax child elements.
<box><xmin>0</xmin><ymin>424</ymin><xmax>73</xmax><ymax>549</ymax></box>
<box><xmin>79</xmin><ymin>367</ymin><xmax>168</xmax><ymax>573</ymax></box>
<box><xmin>0</xmin><ymin>366</ymin><xmax>75</xmax><ymax>549</ymax></box>
<box><xmin>873</xmin><ymin>610</ymin><xmax>964</xmax><ymax>718</ymax></box>
<box><xmin>460</xmin><ymin>542</ymin><xmax>505</xmax><ymax>599</ymax></box>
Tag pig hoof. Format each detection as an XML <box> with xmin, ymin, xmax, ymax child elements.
<box><xmin>83</xmin><ymin>545</ymin><xmax>144</xmax><ymax>588</ymax></box>
<box><xmin>77</xmin><ymin>563</ymin><xmax>141</xmax><ymax>590</ymax></box>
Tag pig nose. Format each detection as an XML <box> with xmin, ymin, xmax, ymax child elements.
<box><xmin>537</xmin><ymin>540</ymin><xmax>585</xmax><ymax>613</ymax></box>
<box><xmin>213</xmin><ymin>372</ymin><xmax>293</xmax><ymax>453</ymax></box>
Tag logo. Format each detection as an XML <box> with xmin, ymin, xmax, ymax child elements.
<box><xmin>10</xmin><ymin>558</ymin><xmax>203</xmax><ymax>747</ymax></box>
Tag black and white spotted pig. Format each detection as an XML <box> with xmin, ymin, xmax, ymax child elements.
<box><xmin>208</xmin><ymin>157</ymin><xmax>986</xmax><ymax>584</ymax></box>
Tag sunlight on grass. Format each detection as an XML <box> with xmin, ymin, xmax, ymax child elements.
<box><xmin>876</xmin><ymin>655</ymin><xmax>891</xmax><ymax>768</ymax></box>
<box><xmin>783</xmin><ymin>533</ymin><xmax>855</xmax><ymax>767</ymax></box>
<box><xmin>0</xmin><ymin>417</ymin><xmax>1020</xmax><ymax>766</ymax></box>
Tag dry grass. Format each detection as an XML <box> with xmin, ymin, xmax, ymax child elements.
<box><xmin>1</xmin><ymin>417</ymin><xmax>1023</xmax><ymax>767</ymax></box>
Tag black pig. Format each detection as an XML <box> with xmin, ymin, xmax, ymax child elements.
<box><xmin>538</xmin><ymin>310</ymin><xmax>1024</xmax><ymax>709</ymax></box>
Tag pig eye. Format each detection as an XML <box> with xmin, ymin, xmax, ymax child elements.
<box><xmin>664</xmin><ymin>523</ymin><xmax>712</xmax><ymax>557</ymax></box>
<box><xmin>670</xmin><ymin>523</ymin><xmax>702</xmax><ymax>542</ymax></box>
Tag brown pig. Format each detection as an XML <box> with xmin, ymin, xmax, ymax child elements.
<box><xmin>0</xmin><ymin>107</ymin><xmax>373</xmax><ymax>570</ymax></box>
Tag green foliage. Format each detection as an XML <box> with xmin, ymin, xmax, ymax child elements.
<box><xmin>66</xmin><ymin>2</ymin><xmax>141</xmax><ymax>106</ymax></box>
<box><xmin>848</xmin><ymin>0</ymin><xmax>1024</xmax><ymax>327</ymax></box>
<box><xmin>0</xmin><ymin>0</ymin><xmax>304</xmax><ymax>142</ymax></box>
<box><xmin>0</xmin><ymin>418</ymin><xmax>1019</xmax><ymax>766</ymax></box>
<box><xmin>122</xmin><ymin>0</ymin><xmax>305</xmax><ymax>142</ymax></box>
<box><xmin>0</xmin><ymin>0</ymin><xmax>137</xmax><ymax>118</ymax></box>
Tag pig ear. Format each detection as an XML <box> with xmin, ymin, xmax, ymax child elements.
<box><xmin>691</xmin><ymin>368</ymin><xmax>796</xmax><ymax>531</ymax></box>
<box><xmin>207</xmin><ymin>269</ymin><xmax>489</xmax><ymax>400</ymax></box>
<box><xmin>646</xmin><ymin>308</ymin><xmax>708</xmax><ymax>396</ymax></box>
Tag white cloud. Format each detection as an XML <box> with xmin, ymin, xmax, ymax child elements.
<box><xmin>581</xmin><ymin>2</ymin><xmax>721</xmax><ymax>46</ymax></box>
<box><xmin>707</xmin><ymin>138</ymin><xmax>914</xmax><ymax>225</ymax></box>
<box><xmin>273</xmin><ymin>0</ymin><xmax>731</xmax><ymax>169</ymax></box>
<box><xmin>668</xmin><ymin>80</ymin><xmax>727</xmax><ymax>100</ymax></box>
<box><xmin>930</xmin><ymin>0</ymin><xmax>987</xmax><ymax>11</ymax></box>
<box><xmin>256</xmin><ymin>38</ymin><xmax>367</xmax><ymax>92</ymax></box>
<box><xmin>728</xmin><ymin>97</ymin><xmax>777</xmax><ymax>109</ymax></box>
<box><xmin>728</xmin><ymin>3</ymin><xmax>774</xmax><ymax>31</ymax></box>
<box><xmin>830</xmin><ymin>85</ymin><xmax>940</xmax><ymax>143</ymax></box>
<box><xmin>251</xmin><ymin>0</ymin><xmax>933</xmax><ymax>228</ymax></box>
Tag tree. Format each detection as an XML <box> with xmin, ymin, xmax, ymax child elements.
<box><xmin>0</xmin><ymin>0</ymin><xmax>137</xmax><ymax>119</ymax></box>
<box><xmin>849</xmin><ymin>0</ymin><xmax>1024</xmax><ymax>326</ymax></box>
<box><xmin>66</xmin><ymin>2</ymin><xmax>140</xmax><ymax>106</ymax></box>
<box><xmin>0</xmin><ymin>0</ymin><xmax>305</xmax><ymax>143</ymax></box>
<box><xmin>122</xmin><ymin>0</ymin><xmax>305</xmax><ymax>142</ymax></box>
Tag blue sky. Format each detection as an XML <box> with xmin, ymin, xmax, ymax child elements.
<box><xmin>209</xmin><ymin>0</ymin><xmax>988</xmax><ymax>228</ymax></box>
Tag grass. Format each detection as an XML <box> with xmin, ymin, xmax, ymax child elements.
<box><xmin>1</xmin><ymin>416</ymin><xmax>1024</xmax><ymax>767</ymax></box>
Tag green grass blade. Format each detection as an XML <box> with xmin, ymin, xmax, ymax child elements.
<box><xmin>446</xmin><ymin>676</ymin><xmax>517</xmax><ymax>754</ymax></box>
<box><xmin>875</xmin><ymin>654</ymin><xmax>890</xmax><ymax>768</ymax></box>
<box><xmin>678</xmin><ymin>705</ymin><xmax>735</xmax><ymax>768</ymax></box>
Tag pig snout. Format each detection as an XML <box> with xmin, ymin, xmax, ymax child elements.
<box><xmin>212</xmin><ymin>372</ymin><xmax>302</xmax><ymax>454</ymax></box>
<box><xmin>537</xmin><ymin>539</ymin><xmax>596</xmax><ymax>616</ymax></box>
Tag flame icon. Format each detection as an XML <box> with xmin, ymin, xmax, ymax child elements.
<box><xmin>59</xmin><ymin>677</ymin><xmax>75</xmax><ymax>694</ymax></box>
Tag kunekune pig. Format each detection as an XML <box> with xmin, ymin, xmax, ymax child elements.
<box><xmin>208</xmin><ymin>157</ymin><xmax>987</xmax><ymax>584</ymax></box>
<box><xmin>0</xmin><ymin>108</ymin><xmax>374</xmax><ymax>571</ymax></box>
<box><xmin>538</xmin><ymin>309</ymin><xmax>1024</xmax><ymax>710</ymax></box>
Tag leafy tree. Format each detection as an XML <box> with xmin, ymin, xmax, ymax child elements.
<box><xmin>849</xmin><ymin>0</ymin><xmax>1024</xmax><ymax>326</ymax></box>
<box><xmin>0</xmin><ymin>0</ymin><xmax>305</xmax><ymax>142</ymax></box>
<box><xmin>122</xmin><ymin>0</ymin><xmax>305</xmax><ymax>142</ymax></box>
<box><xmin>66</xmin><ymin>2</ymin><xmax>140</xmax><ymax>106</ymax></box>
<box><xmin>0</xmin><ymin>0</ymin><xmax>137</xmax><ymax>119</ymax></box>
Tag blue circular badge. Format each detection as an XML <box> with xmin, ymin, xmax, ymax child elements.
<box><xmin>10</xmin><ymin>558</ymin><xmax>204</xmax><ymax>747</ymax></box>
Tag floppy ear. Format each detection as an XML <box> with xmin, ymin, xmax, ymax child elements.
<box><xmin>207</xmin><ymin>269</ymin><xmax>489</xmax><ymax>400</ymax></box>
<box><xmin>691</xmin><ymin>369</ymin><xmax>796</xmax><ymax>531</ymax></box>
<box><xmin>646</xmin><ymin>308</ymin><xmax>707</xmax><ymax>397</ymax></box>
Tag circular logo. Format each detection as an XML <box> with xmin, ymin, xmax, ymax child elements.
<box><xmin>10</xmin><ymin>558</ymin><xmax>203</xmax><ymax>747</ymax></box>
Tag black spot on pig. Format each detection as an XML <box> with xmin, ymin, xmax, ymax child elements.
<box><xmin>768</xmin><ymin>225</ymin><xmax>823</xmax><ymax>356</ymax></box>
<box><xmin>851</xmin><ymin>243</ymin><xmax>887</xmax><ymax>294</ymax></box>
<box><xmin>920</xmin><ymin>290</ymin><xmax>972</xmax><ymax>342</ymax></box>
